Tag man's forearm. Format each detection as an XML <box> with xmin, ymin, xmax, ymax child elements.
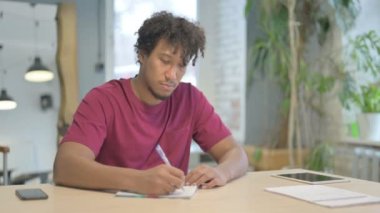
<box><xmin>53</xmin><ymin>148</ymin><xmax>140</xmax><ymax>191</ymax></box>
<box><xmin>215</xmin><ymin>145</ymin><xmax>249</xmax><ymax>182</ymax></box>
<box><xmin>54</xmin><ymin>142</ymin><xmax>185</xmax><ymax>195</ymax></box>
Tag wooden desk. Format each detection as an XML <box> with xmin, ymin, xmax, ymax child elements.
<box><xmin>1</xmin><ymin>169</ymin><xmax>380</xmax><ymax>213</ymax></box>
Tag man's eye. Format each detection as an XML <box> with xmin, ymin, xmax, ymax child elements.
<box><xmin>161</xmin><ymin>59</ymin><xmax>170</xmax><ymax>64</ymax></box>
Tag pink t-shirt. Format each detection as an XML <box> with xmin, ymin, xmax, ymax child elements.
<box><xmin>61</xmin><ymin>78</ymin><xmax>231</xmax><ymax>173</ymax></box>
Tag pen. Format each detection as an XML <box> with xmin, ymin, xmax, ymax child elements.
<box><xmin>155</xmin><ymin>144</ymin><xmax>172</xmax><ymax>166</ymax></box>
<box><xmin>155</xmin><ymin>144</ymin><xmax>184</xmax><ymax>191</ymax></box>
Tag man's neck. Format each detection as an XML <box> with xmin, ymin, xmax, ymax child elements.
<box><xmin>130</xmin><ymin>76</ymin><xmax>161</xmax><ymax>106</ymax></box>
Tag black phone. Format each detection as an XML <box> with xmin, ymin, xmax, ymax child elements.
<box><xmin>15</xmin><ymin>188</ymin><xmax>48</xmax><ymax>200</ymax></box>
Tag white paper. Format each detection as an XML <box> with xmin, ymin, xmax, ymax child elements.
<box><xmin>265</xmin><ymin>185</ymin><xmax>380</xmax><ymax>208</ymax></box>
<box><xmin>116</xmin><ymin>185</ymin><xmax>197</xmax><ymax>199</ymax></box>
<box><xmin>316</xmin><ymin>196</ymin><xmax>380</xmax><ymax>208</ymax></box>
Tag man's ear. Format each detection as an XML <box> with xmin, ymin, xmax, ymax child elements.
<box><xmin>138</xmin><ymin>53</ymin><xmax>145</xmax><ymax>63</ymax></box>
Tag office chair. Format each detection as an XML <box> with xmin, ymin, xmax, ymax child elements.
<box><xmin>0</xmin><ymin>145</ymin><xmax>10</xmax><ymax>185</ymax></box>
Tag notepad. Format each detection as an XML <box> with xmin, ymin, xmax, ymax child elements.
<box><xmin>265</xmin><ymin>185</ymin><xmax>380</xmax><ymax>208</ymax></box>
<box><xmin>116</xmin><ymin>185</ymin><xmax>198</xmax><ymax>199</ymax></box>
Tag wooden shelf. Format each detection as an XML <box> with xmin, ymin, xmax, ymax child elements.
<box><xmin>340</xmin><ymin>137</ymin><xmax>380</xmax><ymax>148</ymax></box>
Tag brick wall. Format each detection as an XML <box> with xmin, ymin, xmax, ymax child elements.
<box><xmin>198</xmin><ymin>0</ymin><xmax>246</xmax><ymax>143</ymax></box>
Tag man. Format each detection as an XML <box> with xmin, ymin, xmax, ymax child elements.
<box><xmin>53</xmin><ymin>11</ymin><xmax>248</xmax><ymax>195</ymax></box>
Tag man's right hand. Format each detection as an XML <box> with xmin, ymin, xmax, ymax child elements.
<box><xmin>54</xmin><ymin>142</ymin><xmax>185</xmax><ymax>195</ymax></box>
<box><xmin>134</xmin><ymin>164</ymin><xmax>185</xmax><ymax>195</ymax></box>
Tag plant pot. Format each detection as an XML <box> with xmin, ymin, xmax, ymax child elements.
<box><xmin>357</xmin><ymin>113</ymin><xmax>380</xmax><ymax>141</ymax></box>
<box><xmin>244</xmin><ymin>145</ymin><xmax>290</xmax><ymax>171</ymax></box>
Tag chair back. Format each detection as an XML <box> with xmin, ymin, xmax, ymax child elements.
<box><xmin>0</xmin><ymin>145</ymin><xmax>10</xmax><ymax>185</ymax></box>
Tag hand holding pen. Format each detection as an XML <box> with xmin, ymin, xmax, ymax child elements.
<box><xmin>139</xmin><ymin>163</ymin><xmax>185</xmax><ymax>195</ymax></box>
<box><xmin>155</xmin><ymin>144</ymin><xmax>185</xmax><ymax>191</ymax></box>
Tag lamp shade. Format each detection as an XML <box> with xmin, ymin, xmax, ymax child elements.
<box><xmin>0</xmin><ymin>89</ymin><xmax>17</xmax><ymax>110</ymax></box>
<box><xmin>25</xmin><ymin>57</ymin><xmax>54</xmax><ymax>82</ymax></box>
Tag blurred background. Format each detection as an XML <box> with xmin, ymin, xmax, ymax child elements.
<box><xmin>0</xmin><ymin>0</ymin><xmax>379</xmax><ymax>185</ymax></box>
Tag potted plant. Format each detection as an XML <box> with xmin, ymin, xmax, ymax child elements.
<box><xmin>350</xmin><ymin>85</ymin><xmax>380</xmax><ymax>113</ymax></box>
<box><xmin>340</xmin><ymin>30</ymin><xmax>380</xmax><ymax>141</ymax></box>
<box><xmin>244</xmin><ymin>0</ymin><xmax>359</xmax><ymax>171</ymax></box>
<box><xmin>347</xmin><ymin>84</ymin><xmax>380</xmax><ymax>140</ymax></box>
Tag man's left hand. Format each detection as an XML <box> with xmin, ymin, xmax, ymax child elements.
<box><xmin>185</xmin><ymin>164</ymin><xmax>227</xmax><ymax>189</ymax></box>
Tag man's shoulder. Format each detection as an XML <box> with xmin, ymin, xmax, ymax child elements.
<box><xmin>170</xmin><ymin>82</ymin><xmax>206</xmax><ymax>106</ymax></box>
<box><xmin>175</xmin><ymin>82</ymin><xmax>201</xmax><ymax>95</ymax></box>
<box><xmin>96</xmin><ymin>79</ymin><xmax>126</xmax><ymax>90</ymax></box>
<box><xmin>89</xmin><ymin>79</ymin><xmax>127</xmax><ymax>94</ymax></box>
<box><xmin>84</xmin><ymin>79</ymin><xmax>128</xmax><ymax>101</ymax></box>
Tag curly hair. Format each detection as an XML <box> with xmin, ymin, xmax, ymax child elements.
<box><xmin>134</xmin><ymin>11</ymin><xmax>205</xmax><ymax>66</ymax></box>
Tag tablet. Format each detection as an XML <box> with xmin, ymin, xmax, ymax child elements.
<box><xmin>272</xmin><ymin>172</ymin><xmax>350</xmax><ymax>184</ymax></box>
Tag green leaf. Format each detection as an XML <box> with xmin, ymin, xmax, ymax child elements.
<box><xmin>253</xmin><ymin>148</ymin><xmax>263</xmax><ymax>163</ymax></box>
<box><xmin>306</xmin><ymin>142</ymin><xmax>334</xmax><ymax>172</ymax></box>
<box><xmin>245</xmin><ymin>0</ymin><xmax>254</xmax><ymax>18</ymax></box>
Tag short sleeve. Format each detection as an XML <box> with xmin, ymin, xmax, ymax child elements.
<box><xmin>61</xmin><ymin>88</ymin><xmax>108</xmax><ymax>156</ymax></box>
<box><xmin>192</xmin><ymin>88</ymin><xmax>231</xmax><ymax>152</ymax></box>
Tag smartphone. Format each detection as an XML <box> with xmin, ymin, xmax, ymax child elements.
<box><xmin>15</xmin><ymin>188</ymin><xmax>48</xmax><ymax>200</ymax></box>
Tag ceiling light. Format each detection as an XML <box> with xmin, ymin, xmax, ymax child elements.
<box><xmin>0</xmin><ymin>89</ymin><xmax>17</xmax><ymax>110</ymax></box>
<box><xmin>25</xmin><ymin>3</ymin><xmax>54</xmax><ymax>83</ymax></box>
<box><xmin>25</xmin><ymin>56</ymin><xmax>54</xmax><ymax>82</ymax></box>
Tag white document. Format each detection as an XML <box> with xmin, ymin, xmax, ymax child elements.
<box><xmin>116</xmin><ymin>185</ymin><xmax>197</xmax><ymax>199</ymax></box>
<box><xmin>265</xmin><ymin>185</ymin><xmax>380</xmax><ymax>208</ymax></box>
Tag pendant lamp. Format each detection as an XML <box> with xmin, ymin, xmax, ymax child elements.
<box><xmin>0</xmin><ymin>89</ymin><xmax>17</xmax><ymax>110</ymax></box>
<box><xmin>25</xmin><ymin>56</ymin><xmax>54</xmax><ymax>82</ymax></box>
<box><xmin>0</xmin><ymin>45</ymin><xmax>17</xmax><ymax>110</ymax></box>
<box><xmin>25</xmin><ymin>3</ymin><xmax>54</xmax><ymax>83</ymax></box>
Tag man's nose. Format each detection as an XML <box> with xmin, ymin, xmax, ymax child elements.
<box><xmin>165</xmin><ymin>65</ymin><xmax>177</xmax><ymax>80</ymax></box>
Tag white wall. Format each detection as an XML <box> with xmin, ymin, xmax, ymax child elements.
<box><xmin>76</xmin><ymin>0</ymin><xmax>107</xmax><ymax>99</ymax></box>
<box><xmin>347</xmin><ymin>1</ymin><xmax>380</xmax><ymax>36</ymax></box>
<box><xmin>0</xmin><ymin>1</ymin><xmax>59</xmax><ymax>176</ymax></box>
<box><xmin>198</xmin><ymin>0</ymin><xmax>246</xmax><ymax>144</ymax></box>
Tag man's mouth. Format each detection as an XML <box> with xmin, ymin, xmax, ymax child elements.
<box><xmin>160</xmin><ymin>82</ymin><xmax>176</xmax><ymax>90</ymax></box>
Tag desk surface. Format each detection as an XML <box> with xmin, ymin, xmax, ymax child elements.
<box><xmin>1</xmin><ymin>169</ymin><xmax>380</xmax><ymax>213</ymax></box>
